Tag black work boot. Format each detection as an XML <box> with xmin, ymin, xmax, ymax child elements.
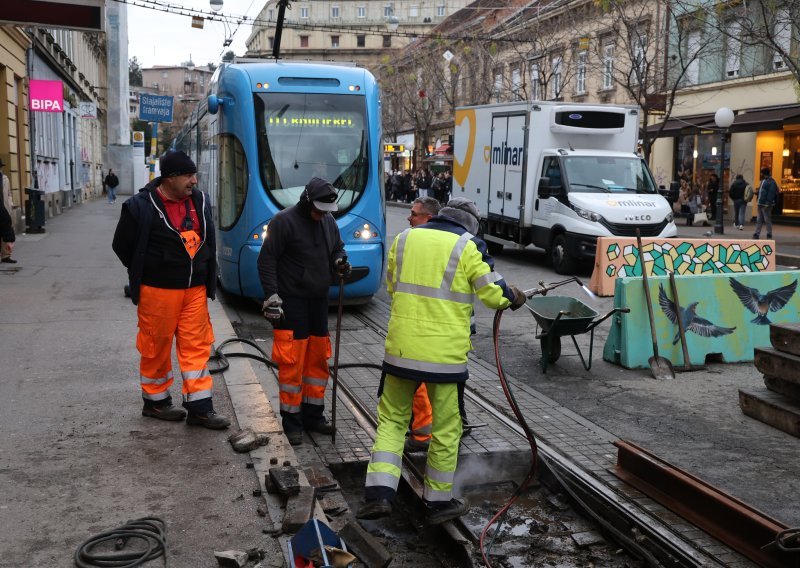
<box><xmin>355</xmin><ymin>499</ymin><xmax>392</xmax><ymax>520</ymax></box>
<box><xmin>425</xmin><ymin>498</ymin><xmax>470</xmax><ymax>525</ymax></box>
<box><xmin>286</xmin><ymin>431</ymin><xmax>303</xmax><ymax>445</ymax></box>
<box><xmin>303</xmin><ymin>418</ymin><xmax>335</xmax><ymax>435</ymax></box>
<box><xmin>301</xmin><ymin>403</ymin><xmax>335</xmax><ymax>435</ymax></box>
<box><xmin>142</xmin><ymin>399</ymin><xmax>186</xmax><ymax>422</ymax></box>
<box><xmin>184</xmin><ymin>399</ymin><xmax>231</xmax><ymax>430</ymax></box>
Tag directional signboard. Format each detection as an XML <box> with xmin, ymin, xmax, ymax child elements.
<box><xmin>138</xmin><ymin>94</ymin><xmax>174</xmax><ymax>123</ymax></box>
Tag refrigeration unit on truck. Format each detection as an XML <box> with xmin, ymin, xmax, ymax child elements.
<box><xmin>452</xmin><ymin>101</ymin><xmax>676</xmax><ymax>273</ymax></box>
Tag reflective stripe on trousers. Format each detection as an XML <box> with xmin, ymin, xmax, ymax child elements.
<box><xmin>365</xmin><ymin>373</ymin><xmax>461</xmax><ymax>502</ymax></box>
<box><xmin>273</xmin><ymin>332</ymin><xmax>330</xmax><ymax>413</ymax></box>
<box><xmin>136</xmin><ymin>284</ymin><xmax>214</xmax><ymax>403</ymax></box>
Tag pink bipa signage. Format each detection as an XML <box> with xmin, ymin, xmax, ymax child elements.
<box><xmin>29</xmin><ymin>79</ymin><xmax>64</xmax><ymax>112</ymax></box>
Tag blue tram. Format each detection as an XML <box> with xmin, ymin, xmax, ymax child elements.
<box><xmin>175</xmin><ymin>60</ymin><xmax>386</xmax><ymax>302</ymax></box>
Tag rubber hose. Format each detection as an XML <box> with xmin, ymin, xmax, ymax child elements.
<box><xmin>74</xmin><ymin>517</ymin><xmax>167</xmax><ymax>568</ymax></box>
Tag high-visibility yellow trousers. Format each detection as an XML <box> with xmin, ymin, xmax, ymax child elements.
<box><xmin>365</xmin><ymin>374</ymin><xmax>462</xmax><ymax>503</ymax></box>
<box><xmin>136</xmin><ymin>284</ymin><xmax>214</xmax><ymax>404</ymax></box>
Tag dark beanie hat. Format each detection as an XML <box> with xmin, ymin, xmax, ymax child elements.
<box><xmin>159</xmin><ymin>151</ymin><xmax>197</xmax><ymax>178</ymax></box>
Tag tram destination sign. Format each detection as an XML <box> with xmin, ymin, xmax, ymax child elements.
<box><xmin>139</xmin><ymin>94</ymin><xmax>174</xmax><ymax>123</ymax></box>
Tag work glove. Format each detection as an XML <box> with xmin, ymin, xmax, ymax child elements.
<box><xmin>262</xmin><ymin>294</ymin><xmax>284</xmax><ymax>320</ymax></box>
<box><xmin>508</xmin><ymin>285</ymin><xmax>527</xmax><ymax>311</ymax></box>
<box><xmin>335</xmin><ymin>257</ymin><xmax>352</xmax><ymax>278</ymax></box>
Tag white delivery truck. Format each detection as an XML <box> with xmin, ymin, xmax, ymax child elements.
<box><xmin>452</xmin><ymin>101</ymin><xmax>676</xmax><ymax>273</ymax></box>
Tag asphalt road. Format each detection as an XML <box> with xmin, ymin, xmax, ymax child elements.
<box><xmin>384</xmin><ymin>204</ymin><xmax>800</xmax><ymax>527</ymax></box>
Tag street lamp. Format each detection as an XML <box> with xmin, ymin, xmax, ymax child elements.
<box><xmin>210</xmin><ymin>0</ymin><xmax>223</xmax><ymax>12</ymax></box>
<box><xmin>714</xmin><ymin>107</ymin><xmax>734</xmax><ymax>235</ymax></box>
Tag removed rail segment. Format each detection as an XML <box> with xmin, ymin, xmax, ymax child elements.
<box><xmin>612</xmin><ymin>440</ymin><xmax>792</xmax><ymax>568</ymax></box>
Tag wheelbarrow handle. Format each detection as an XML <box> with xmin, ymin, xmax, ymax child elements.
<box><xmin>584</xmin><ymin>306</ymin><xmax>630</xmax><ymax>332</ymax></box>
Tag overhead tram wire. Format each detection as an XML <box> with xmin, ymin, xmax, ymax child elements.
<box><xmin>112</xmin><ymin>0</ymin><xmax>543</xmax><ymax>46</ymax></box>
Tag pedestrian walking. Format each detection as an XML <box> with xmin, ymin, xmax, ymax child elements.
<box><xmin>112</xmin><ymin>151</ymin><xmax>230</xmax><ymax>429</ymax></box>
<box><xmin>356</xmin><ymin>198</ymin><xmax>526</xmax><ymax>524</ymax></box>
<box><xmin>753</xmin><ymin>167</ymin><xmax>779</xmax><ymax>240</ymax></box>
<box><xmin>0</xmin><ymin>160</ymin><xmax>16</xmax><ymax>264</ymax></box>
<box><xmin>104</xmin><ymin>169</ymin><xmax>119</xmax><ymax>204</ymax></box>
<box><xmin>728</xmin><ymin>174</ymin><xmax>748</xmax><ymax>230</ymax></box>
<box><xmin>257</xmin><ymin>177</ymin><xmax>351</xmax><ymax>446</ymax></box>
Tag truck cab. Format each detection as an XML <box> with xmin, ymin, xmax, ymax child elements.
<box><xmin>453</xmin><ymin>102</ymin><xmax>676</xmax><ymax>274</ymax></box>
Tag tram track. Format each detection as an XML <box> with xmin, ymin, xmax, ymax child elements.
<box><xmin>343</xmin><ymin>303</ymin><xmax>733</xmax><ymax>567</ymax></box>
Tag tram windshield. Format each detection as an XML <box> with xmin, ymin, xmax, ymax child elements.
<box><xmin>255</xmin><ymin>92</ymin><xmax>369</xmax><ymax>213</ymax></box>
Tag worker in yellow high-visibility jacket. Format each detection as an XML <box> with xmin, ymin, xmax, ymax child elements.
<box><xmin>356</xmin><ymin>198</ymin><xmax>526</xmax><ymax>525</ymax></box>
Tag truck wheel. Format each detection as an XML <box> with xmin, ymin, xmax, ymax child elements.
<box><xmin>487</xmin><ymin>240</ymin><xmax>503</xmax><ymax>255</ymax></box>
<box><xmin>550</xmin><ymin>234</ymin><xmax>577</xmax><ymax>274</ymax></box>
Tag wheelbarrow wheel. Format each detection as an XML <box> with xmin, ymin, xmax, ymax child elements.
<box><xmin>541</xmin><ymin>336</ymin><xmax>561</xmax><ymax>363</ymax></box>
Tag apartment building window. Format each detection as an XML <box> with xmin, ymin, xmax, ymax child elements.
<box><xmin>162</xmin><ymin>71</ymin><xmax>169</xmax><ymax>78</ymax></box>
<box><xmin>409</xmin><ymin>5</ymin><xmax>419</xmax><ymax>17</ymax></box>
<box><xmin>576</xmin><ymin>51</ymin><xmax>587</xmax><ymax>94</ymax></box>
<box><xmin>300</xmin><ymin>35</ymin><xmax>309</xmax><ymax>47</ymax></box>
<box><xmin>331</xmin><ymin>6</ymin><xmax>340</xmax><ymax>19</ymax></box>
<box><xmin>331</xmin><ymin>35</ymin><xmax>340</xmax><ymax>48</ymax></box>
<box><xmin>300</xmin><ymin>6</ymin><xmax>308</xmax><ymax>18</ymax></box>
<box><xmin>437</xmin><ymin>2</ymin><xmax>445</xmax><ymax>17</ymax></box>
<box><xmin>268</xmin><ymin>9</ymin><xmax>274</xmax><ymax>20</ymax></box>
<box><xmin>551</xmin><ymin>56</ymin><xmax>562</xmax><ymax>99</ymax></box>
<box><xmin>632</xmin><ymin>32</ymin><xmax>647</xmax><ymax>83</ymax></box>
<box><xmin>384</xmin><ymin>4</ymin><xmax>393</xmax><ymax>17</ymax></box>
<box><xmin>268</xmin><ymin>36</ymin><xmax>275</xmax><ymax>49</ymax></box>
<box><xmin>383</xmin><ymin>35</ymin><xmax>392</xmax><ymax>48</ymax></box>
<box><xmin>493</xmin><ymin>71</ymin><xmax>502</xmax><ymax>103</ymax></box>
<box><xmin>725</xmin><ymin>21</ymin><xmax>741</xmax><ymax>78</ymax></box>
<box><xmin>602</xmin><ymin>41</ymin><xmax>615</xmax><ymax>90</ymax></box>
<box><xmin>773</xmin><ymin>8</ymin><xmax>791</xmax><ymax>70</ymax></box>
<box><xmin>685</xmin><ymin>30</ymin><xmax>701</xmax><ymax>85</ymax></box>
<box><xmin>530</xmin><ymin>63</ymin><xmax>540</xmax><ymax>100</ymax></box>
<box><xmin>511</xmin><ymin>66</ymin><xmax>522</xmax><ymax>101</ymax></box>
<box><xmin>357</xmin><ymin>35</ymin><xmax>366</xmax><ymax>47</ymax></box>
<box><xmin>357</xmin><ymin>5</ymin><xmax>366</xmax><ymax>18</ymax></box>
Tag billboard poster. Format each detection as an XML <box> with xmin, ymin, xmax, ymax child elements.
<box><xmin>29</xmin><ymin>79</ymin><xmax>64</xmax><ymax>112</ymax></box>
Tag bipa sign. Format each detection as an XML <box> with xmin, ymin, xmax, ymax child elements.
<box><xmin>29</xmin><ymin>80</ymin><xmax>64</xmax><ymax>113</ymax></box>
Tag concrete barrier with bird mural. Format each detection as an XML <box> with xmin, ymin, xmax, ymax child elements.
<box><xmin>603</xmin><ymin>271</ymin><xmax>800</xmax><ymax>369</ymax></box>
<box><xmin>589</xmin><ymin>237</ymin><xmax>776</xmax><ymax>297</ymax></box>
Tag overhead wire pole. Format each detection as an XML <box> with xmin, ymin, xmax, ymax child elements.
<box><xmin>272</xmin><ymin>0</ymin><xmax>291</xmax><ymax>59</ymax></box>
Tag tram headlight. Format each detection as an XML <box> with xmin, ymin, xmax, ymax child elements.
<box><xmin>354</xmin><ymin>223</ymin><xmax>377</xmax><ymax>240</ymax></box>
<box><xmin>261</xmin><ymin>223</ymin><xmax>269</xmax><ymax>240</ymax></box>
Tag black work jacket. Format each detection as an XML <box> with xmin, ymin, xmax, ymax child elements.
<box><xmin>112</xmin><ymin>178</ymin><xmax>217</xmax><ymax>305</ymax></box>
<box><xmin>257</xmin><ymin>202</ymin><xmax>345</xmax><ymax>299</ymax></box>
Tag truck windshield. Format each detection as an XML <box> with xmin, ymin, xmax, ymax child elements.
<box><xmin>562</xmin><ymin>156</ymin><xmax>657</xmax><ymax>194</ymax></box>
<box><xmin>254</xmin><ymin>92</ymin><xmax>369</xmax><ymax>213</ymax></box>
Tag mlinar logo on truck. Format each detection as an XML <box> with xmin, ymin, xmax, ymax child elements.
<box><xmin>486</xmin><ymin>142</ymin><xmax>524</xmax><ymax>165</ymax></box>
<box><xmin>605</xmin><ymin>199</ymin><xmax>658</xmax><ymax>208</ymax></box>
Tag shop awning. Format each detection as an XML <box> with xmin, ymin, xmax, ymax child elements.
<box><xmin>433</xmin><ymin>144</ymin><xmax>452</xmax><ymax>155</ymax></box>
<box><xmin>730</xmin><ymin>105</ymin><xmax>800</xmax><ymax>132</ymax></box>
<box><xmin>646</xmin><ymin>113</ymin><xmax>714</xmax><ymax>136</ymax></box>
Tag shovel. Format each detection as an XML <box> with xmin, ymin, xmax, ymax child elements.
<box><xmin>668</xmin><ymin>271</ymin><xmax>704</xmax><ymax>373</ymax></box>
<box><xmin>636</xmin><ymin>229</ymin><xmax>675</xmax><ymax>380</ymax></box>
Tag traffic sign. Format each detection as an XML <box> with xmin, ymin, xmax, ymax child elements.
<box><xmin>139</xmin><ymin>93</ymin><xmax>174</xmax><ymax>123</ymax></box>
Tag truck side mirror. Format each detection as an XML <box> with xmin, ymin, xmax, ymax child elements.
<box><xmin>538</xmin><ymin>177</ymin><xmax>551</xmax><ymax>198</ymax></box>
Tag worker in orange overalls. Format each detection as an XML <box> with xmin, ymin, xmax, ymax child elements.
<box><xmin>258</xmin><ymin>177</ymin><xmax>350</xmax><ymax>446</ymax></box>
<box><xmin>113</xmin><ymin>151</ymin><xmax>230</xmax><ymax>430</ymax></box>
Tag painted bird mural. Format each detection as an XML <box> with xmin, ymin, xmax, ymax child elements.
<box><xmin>658</xmin><ymin>284</ymin><xmax>737</xmax><ymax>345</ymax></box>
<box><xmin>728</xmin><ymin>278</ymin><xmax>798</xmax><ymax>325</ymax></box>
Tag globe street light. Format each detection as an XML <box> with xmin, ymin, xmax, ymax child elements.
<box><xmin>210</xmin><ymin>0</ymin><xmax>223</xmax><ymax>12</ymax></box>
<box><xmin>714</xmin><ymin>107</ymin><xmax>735</xmax><ymax>235</ymax></box>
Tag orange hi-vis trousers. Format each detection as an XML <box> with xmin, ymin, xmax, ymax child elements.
<box><xmin>411</xmin><ymin>384</ymin><xmax>433</xmax><ymax>442</ymax></box>
<box><xmin>136</xmin><ymin>284</ymin><xmax>214</xmax><ymax>404</ymax></box>
<box><xmin>272</xmin><ymin>330</ymin><xmax>331</xmax><ymax>419</ymax></box>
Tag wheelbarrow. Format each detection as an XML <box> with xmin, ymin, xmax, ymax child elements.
<box><xmin>524</xmin><ymin>295</ymin><xmax>629</xmax><ymax>373</ymax></box>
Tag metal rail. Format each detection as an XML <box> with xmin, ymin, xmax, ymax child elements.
<box><xmin>613</xmin><ymin>440</ymin><xmax>792</xmax><ymax>568</ymax></box>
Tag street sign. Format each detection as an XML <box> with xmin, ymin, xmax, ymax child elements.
<box><xmin>191</xmin><ymin>16</ymin><xmax>204</xmax><ymax>29</ymax></box>
<box><xmin>443</xmin><ymin>50</ymin><xmax>454</xmax><ymax>62</ymax></box>
<box><xmin>384</xmin><ymin>143</ymin><xmax>405</xmax><ymax>154</ymax></box>
<box><xmin>139</xmin><ymin>93</ymin><xmax>174</xmax><ymax>123</ymax></box>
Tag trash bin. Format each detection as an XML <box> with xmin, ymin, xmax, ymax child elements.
<box><xmin>25</xmin><ymin>187</ymin><xmax>46</xmax><ymax>233</ymax></box>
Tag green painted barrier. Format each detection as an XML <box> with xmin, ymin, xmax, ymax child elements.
<box><xmin>603</xmin><ymin>270</ymin><xmax>800</xmax><ymax>369</ymax></box>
